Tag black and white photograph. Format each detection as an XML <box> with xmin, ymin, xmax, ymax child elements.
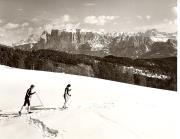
<box><xmin>0</xmin><ymin>0</ymin><xmax>179</xmax><ymax>139</ymax></box>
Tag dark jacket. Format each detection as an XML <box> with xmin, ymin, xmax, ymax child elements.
<box><xmin>25</xmin><ymin>88</ymin><xmax>35</xmax><ymax>100</ymax></box>
<box><xmin>64</xmin><ymin>87</ymin><xmax>71</xmax><ymax>97</ymax></box>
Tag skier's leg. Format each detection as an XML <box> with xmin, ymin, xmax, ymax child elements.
<box><xmin>63</xmin><ymin>100</ymin><xmax>67</xmax><ymax>108</ymax></box>
<box><xmin>19</xmin><ymin>100</ymin><xmax>26</xmax><ymax>115</ymax></box>
<box><xmin>19</xmin><ymin>105</ymin><xmax>23</xmax><ymax>115</ymax></box>
<box><xmin>63</xmin><ymin>95</ymin><xmax>67</xmax><ymax>108</ymax></box>
<box><xmin>27</xmin><ymin>99</ymin><xmax>31</xmax><ymax>113</ymax></box>
<box><xmin>64</xmin><ymin>95</ymin><xmax>69</xmax><ymax>108</ymax></box>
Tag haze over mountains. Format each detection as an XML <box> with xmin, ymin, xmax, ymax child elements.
<box><xmin>13</xmin><ymin>28</ymin><xmax>177</xmax><ymax>59</ymax></box>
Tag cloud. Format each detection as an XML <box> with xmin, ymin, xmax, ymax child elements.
<box><xmin>4</xmin><ymin>23</ymin><xmax>20</xmax><ymax>29</ymax></box>
<box><xmin>136</xmin><ymin>15</ymin><xmax>151</xmax><ymax>20</ymax></box>
<box><xmin>27</xmin><ymin>27</ymin><xmax>34</xmax><ymax>35</ymax></box>
<box><xmin>17</xmin><ymin>8</ymin><xmax>23</xmax><ymax>11</ymax></box>
<box><xmin>163</xmin><ymin>18</ymin><xmax>169</xmax><ymax>22</ymax></box>
<box><xmin>126</xmin><ymin>20</ymin><xmax>131</xmax><ymax>24</ymax></box>
<box><xmin>136</xmin><ymin>15</ymin><xmax>143</xmax><ymax>20</ymax></box>
<box><xmin>62</xmin><ymin>14</ymin><xmax>70</xmax><ymax>22</ymax></box>
<box><xmin>84</xmin><ymin>16</ymin><xmax>98</xmax><ymax>24</ymax></box>
<box><xmin>32</xmin><ymin>18</ymin><xmax>39</xmax><ymax>22</ymax></box>
<box><xmin>31</xmin><ymin>15</ymin><xmax>53</xmax><ymax>23</ymax></box>
<box><xmin>146</xmin><ymin>15</ymin><xmax>151</xmax><ymax>20</ymax></box>
<box><xmin>44</xmin><ymin>23</ymin><xmax>80</xmax><ymax>33</ymax></box>
<box><xmin>134</xmin><ymin>20</ymin><xmax>176</xmax><ymax>33</ymax></box>
<box><xmin>2</xmin><ymin>22</ymin><xmax>30</xmax><ymax>34</ymax></box>
<box><xmin>0</xmin><ymin>27</ymin><xmax>5</xmax><ymax>32</ymax></box>
<box><xmin>21</xmin><ymin>22</ymin><xmax>29</xmax><ymax>27</ymax></box>
<box><xmin>63</xmin><ymin>23</ymin><xmax>80</xmax><ymax>30</ymax></box>
<box><xmin>84</xmin><ymin>3</ymin><xmax>96</xmax><ymax>6</ymax></box>
<box><xmin>0</xmin><ymin>34</ymin><xmax>4</xmax><ymax>38</ymax></box>
<box><xmin>49</xmin><ymin>14</ymin><xmax>71</xmax><ymax>25</ymax></box>
<box><xmin>44</xmin><ymin>24</ymin><xmax>54</xmax><ymax>33</ymax></box>
<box><xmin>84</xmin><ymin>15</ymin><xmax>119</xmax><ymax>25</ymax></box>
<box><xmin>163</xmin><ymin>18</ymin><xmax>177</xmax><ymax>25</ymax></box>
<box><xmin>172</xmin><ymin>6</ymin><xmax>177</xmax><ymax>16</ymax></box>
<box><xmin>42</xmin><ymin>14</ymin><xmax>81</xmax><ymax>33</ymax></box>
<box><xmin>113</xmin><ymin>22</ymin><xmax>118</xmax><ymax>25</ymax></box>
<box><xmin>0</xmin><ymin>27</ymin><xmax>5</xmax><ymax>38</ymax></box>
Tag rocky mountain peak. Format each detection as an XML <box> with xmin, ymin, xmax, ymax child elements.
<box><xmin>13</xmin><ymin>28</ymin><xmax>177</xmax><ymax>58</ymax></box>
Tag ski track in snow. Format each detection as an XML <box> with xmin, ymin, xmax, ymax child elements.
<box><xmin>0</xmin><ymin>103</ymin><xmax>116</xmax><ymax>139</ymax></box>
<box><xmin>29</xmin><ymin>117</ymin><xmax>59</xmax><ymax>138</ymax></box>
<box><xmin>0</xmin><ymin>108</ymin><xmax>62</xmax><ymax>138</ymax></box>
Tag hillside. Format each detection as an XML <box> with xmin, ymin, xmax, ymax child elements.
<box><xmin>0</xmin><ymin>65</ymin><xmax>178</xmax><ymax>139</ymax></box>
<box><xmin>0</xmin><ymin>44</ymin><xmax>177</xmax><ymax>91</ymax></box>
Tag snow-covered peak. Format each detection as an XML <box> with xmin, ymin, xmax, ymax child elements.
<box><xmin>13</xmin><ymin>34</ymin><xmax>39</xmax><ymax>46</ymax></box>
<box><xmin>145</xmin><ymin>29</ymin><xmax>159</xmax><ymax>36</ymax></box>
<box><xmin>27</xmin><ymin>34</ymin><xmax>39</xmax><ymax>43</ymax></box>
<box><xmin>144</xmin><ymin>29</ymin><xmax>176</xmax><ymax>42</ymax></box>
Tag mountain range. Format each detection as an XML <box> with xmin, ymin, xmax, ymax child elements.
<box><xmin>13</xmin><ymin>28</ymin><xmax>177</xmax><ymax>59</ymax></box>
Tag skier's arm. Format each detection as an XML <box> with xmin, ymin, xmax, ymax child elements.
<box><xmin>67</xmin><ymin>89</ymin><xmax>71</xmax><ymax>96</ymax></box>
<box><xmin>27</xmin><ymin>88</ymin><xmax>36</xmax><ymax>95</ymax></box>
<box><xmin>30</xmin><ymin>92</ymin><xmax>36</xmax><ymax>95</ymax></box>
<box><xmin>67</xmin><ymin>92</ymin><xmax>71</xmax><ymax>96</ymax></box>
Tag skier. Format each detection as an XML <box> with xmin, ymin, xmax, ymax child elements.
<box><xmin>19</xmin><ymin>84</ymin><xmax>36</xmax><ymax>115</ymax></box>
<box><xmin>62</xmin><ymin>84</ymin><xmax>72</xmax><ymax>109</ymax></box>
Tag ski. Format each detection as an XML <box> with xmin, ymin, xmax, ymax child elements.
<box><xmin>18</xmin><ymin>111</ymin><xmax>33</xmax><ymax>116</ymax></box>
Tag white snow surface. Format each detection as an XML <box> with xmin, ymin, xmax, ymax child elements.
<box><xmin>0</xmin><ymin>65</ymin><xmax>179</xmax><ymax>139</ymax></box>
<box><xmin>150</xmin><ymin>36</ymin><xmax>169</xmax><ymax>42</ymax></box>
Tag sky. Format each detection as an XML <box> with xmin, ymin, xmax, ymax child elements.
<box><xmin>0</xmin><ymin>0</ymin><xmax>177</xmax><ymax>45</ymax></box>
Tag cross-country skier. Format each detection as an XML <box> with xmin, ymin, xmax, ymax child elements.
<box><xmin>19</xmin><ymin>84</ymin><xmax>36</xmax><ymax>115</ymax></box>
<box><xmin>62</xmin><ymin>84</ymin><xmax>72</xmax><ymax>109</ymax></box>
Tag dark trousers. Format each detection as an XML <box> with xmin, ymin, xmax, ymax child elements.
<box><xmin>23</xmin><ymin>99</ymin><xmax>30</xmax><ymax>106</ymax></box>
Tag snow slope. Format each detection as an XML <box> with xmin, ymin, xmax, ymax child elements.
<box><xmin>0</xmin><ymin>65</ymin><xmax>179</xmax><ymax>139</ymax></box>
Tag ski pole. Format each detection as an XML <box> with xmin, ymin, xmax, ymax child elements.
<box><xmin>35</xmin><ymin>92</ymin><xmax>44</xmax><ymax>107</ymax></box>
